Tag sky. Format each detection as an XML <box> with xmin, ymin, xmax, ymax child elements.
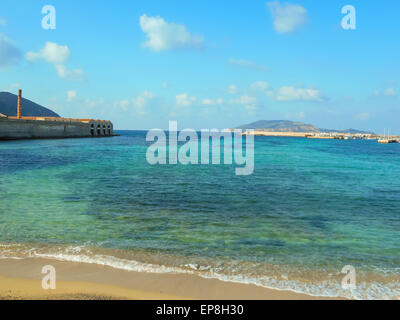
<box><xmin>0</xmin><ymin>0</ymin><xmax>399</xmax><ymax>133</ymax></box>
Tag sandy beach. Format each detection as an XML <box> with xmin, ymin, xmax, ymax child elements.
<box><xmin>0</xmin><ymin>258</ymin><xmax>338</xmax><ymax>300</ymax></box>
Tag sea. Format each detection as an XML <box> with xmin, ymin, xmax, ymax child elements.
<box><xmin>0</xmin><ymin>131</ymin><xmax>399</xmax><ymax>299</ymax></box>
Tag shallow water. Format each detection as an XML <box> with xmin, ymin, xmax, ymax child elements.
<box><xmin>0</xmin><ymin>131</ymin><xmax>399</xmax><ymax>299</ymax></box>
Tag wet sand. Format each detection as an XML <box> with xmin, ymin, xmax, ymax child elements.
<box><xmin>0</xmin><ymin>258</ymin><xmax>340</xmax><ymax>300</ymax></box>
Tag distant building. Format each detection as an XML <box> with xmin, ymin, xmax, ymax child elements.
<box><xmin>0</xmin><ymin>89</ymin><xmax>114</xmax><ymax>140</ymax></box>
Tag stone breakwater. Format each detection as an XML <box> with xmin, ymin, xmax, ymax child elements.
<box><xmin>0</xmin><ymin>117</ymin><xmax>114</xmax><ymax>140</ymax></box>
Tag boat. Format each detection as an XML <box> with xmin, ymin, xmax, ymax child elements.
<box><xmin>378</xmin><ymin>129</ymin><xmax>399</xmax><ymax>144</ymax></box>
<box><xmin>378</xmin><ymin>139</ymin><xmax>398</xmax><ymax>144</ymax></box>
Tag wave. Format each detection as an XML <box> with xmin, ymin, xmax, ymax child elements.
<box><xmin>0</xmin><ymin>242</ymin><xmax>399</xmax><ymax>300</ymax></box>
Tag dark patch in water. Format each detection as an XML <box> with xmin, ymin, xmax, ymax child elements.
<box><xmin>62</xmin><ymin>196</ymin><xmax>83</xmax><ymax>202</ymax></box>
<box><xmin>305</xmin><ymin>216</ymin><xmax>330</xmax><ymax>229</ymax></box>
<box><xmin>236</xmin><ymin>239</ymin><xmax>286</xmax><ymax>247</ymax></box>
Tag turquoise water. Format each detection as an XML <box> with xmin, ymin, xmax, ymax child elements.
<box><xmin>0</xmin><ymin>131</ymin><xmax>399</xmax><ymax>299</ymax></box>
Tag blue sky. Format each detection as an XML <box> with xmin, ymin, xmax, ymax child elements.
<box><xmin>0</xmin><ymin>0</ymin><xmax>399</xmax><ymax>133</ymax></box>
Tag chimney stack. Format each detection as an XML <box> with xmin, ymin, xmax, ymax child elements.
<box><xmin>17</xmin><ymin>89</ymin><xmax>22</xmax><ymax>119</ymax></box>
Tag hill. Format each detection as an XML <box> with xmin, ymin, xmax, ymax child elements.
<box><xmin>236</xmin><ymin>120</ymin><xmax>320</xmax><ymax>132</ymax></box>
<box><xmin>319</xmin><ymin>127</ymin><xmax>374</xmax><ymax>134</ymax></box>
<box><xmin>236</xmin><ymin>120</ymin><xmax>373</xmax><ymax>134</ymax></box>
<box><xmin>0</xmin><ymin>92</ymin><xmax>60</xmax><ymax>118</ymax></box>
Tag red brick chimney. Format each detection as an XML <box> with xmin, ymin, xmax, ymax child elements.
<box><xmin>17</xmin><ymin>89</ymin><xmax>22</xmax><ymax>119</ymax></box>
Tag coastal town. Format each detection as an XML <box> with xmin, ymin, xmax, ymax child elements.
<box><xmin>243</xmin><ymin>129</ymin><xmax>400</xmax><ymax>143</ymax></box>
<box><xmin>232</xmin><ymin>120</ymin><xmax>399</xmax><ymax>143</ymax></box>
<box><xmin>240</xmin><ymin>128</ymin><xmax>399</xmax><ymax>143</ymax></box>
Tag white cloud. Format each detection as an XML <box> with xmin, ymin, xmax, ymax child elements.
<box><xmin>0</xmin><ymin>17</ymin><xmax>6</xmax><ymax>26</ymax></box>
<box><xmin>383</xmin><ymin>88</ymin><xmax>397</xmax><ymax>97</ymax></box>
<box><xmin>10</xmin><ymin>82</ymin><xmax>20</xmax><ymax>89</ymax></box>
<box><xmin>176</xmin><ymin>93</ymin><xmax>196</xmax><ymax>107</ymax></box>
<box><xmin>202</xmin><ymin>99</ymin><xmax>214</xmax><ymax>105</ymax></box>
<box><xmin>228</xmin><ymin>85</ymin><xmax>237</xmax><ymax>94</ymax></box>
<box><xmin>67</xmin><ymin>90</ymin><xmax>77</xmax><ymax>102</ymax></box>
<box><xmin>285</xmin><ymin>111</ymin><xmax>306</xmax><ymax>120</ymax></box>
<box><xmin>251</xmin><ymin>81</ymin><xmax>274</xmax><ymax>96</ymax></box>
<box><xmin>26</xmin><ymin>42</ymin><xmax>70</xmax><ymax>64</ymax></box>
<box><xmin>174</xmin><ymin>94</ymin><xmax>223</xmax><ymax>108</ymax></box>
<box><xmin>0</xmin><ymin>33</ymin><xmax>22</xmax><ymax>68</ymax></box>
<box><xmin>228</xmin><ymin>58</ymin><xmax>269</xmax><ymax>72</ymax></box>
<box><xmin>251</xmin><ymin>81</ymin><xmax>324</xmax><ymax>102</ymax></box>
<box><xmin>115</xmin><ymin>91</ymin><xmax>155</xmax><ymax>114</ymax></box>
<box><xmin>275</xmin><ymin>86</ymin><xmax>324</xmax><ymax>102</ymax></box>
<box><xmin>230</xmin><ymin>95</ymin><xmax>257</xmax><ymax>111</ymax></box>
<box><xmin>3</xmin><ymin>82</ymin><xmax>20</xmax><ymax>92</ymax></box>
<box><xmin>119</xmin><ymin>100</ymin><xmax>130</xmax><ymax>111</ymax></box>
<box><xmin>267</xmin><ymin>1</ymin><xmax>307</xmax><ymax>34</ymax></box>
<box><xmin>355</xmin><ymin>113</ymin><xmax>370</xmax><ymax>121</ymax></box>
<box><xmin>374</xmin><ymin>88</ymin><xmax>398</xmax><ymax>97</ymax></box>
<box><xmin>201</xmin><ymin>98</ymin><xmax>223</xmax><ymax>106</ymax></box>
<box><xmin>85</xmin><ymin>98</ymin><xmax>105</xmax><ymax>109</ymax></box>
<box><xmin>55</xmin><ymin>65</ymin><xmax>84</xmax><ymax>81</ymax></box>
<box><xmin>251</xmin><ymin>81</ymin><xmax>270</xmax><ymax>91</ymax></box>
<box><xmin>26</xmin><ymin>42</ymin><xmax>84</xmax><ymax>81</ymax></box>
<box><xmin>133</xmin><ymin>90</ymin><xmax>155</xmax><ymax>114</ymax></box>
<box><xmin>139</xmin><ymin>14</ymin><xmax>204</xmax><ymax>51</ymax></box>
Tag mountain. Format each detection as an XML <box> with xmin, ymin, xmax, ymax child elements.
<box><xmin>236</xmin><ymin>120</ymin><xmax>320</xmax><ymax>132</ymax></box>
<box><xmin>0</xmin><ymin>92</ymin><xmax>60</xmax><ymax>118</ymax></box>
<box><xmin>236</xmin><ymin>120</ymin><xmax>374</xmax><ymax>134</ymax></box>
<box><xmin>319</xmin><ymin>128</ymin><xmax>374</xmax><ymax>134</ymax></box>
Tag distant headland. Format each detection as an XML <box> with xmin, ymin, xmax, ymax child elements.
<box><xmin>233</xmin><ymin>120</ymin><xmax>398</xmax><ymax>141</ymax></box>
<box><xmin>235</xmin><ymin>120</ymin><xmax>374</xmax><ymax>135</ymax></box>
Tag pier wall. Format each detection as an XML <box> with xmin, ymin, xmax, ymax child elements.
<box><xmin>0</xmin><ymin>118</ymin><xmax>113</xmax><ymax>140</ymax></box>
